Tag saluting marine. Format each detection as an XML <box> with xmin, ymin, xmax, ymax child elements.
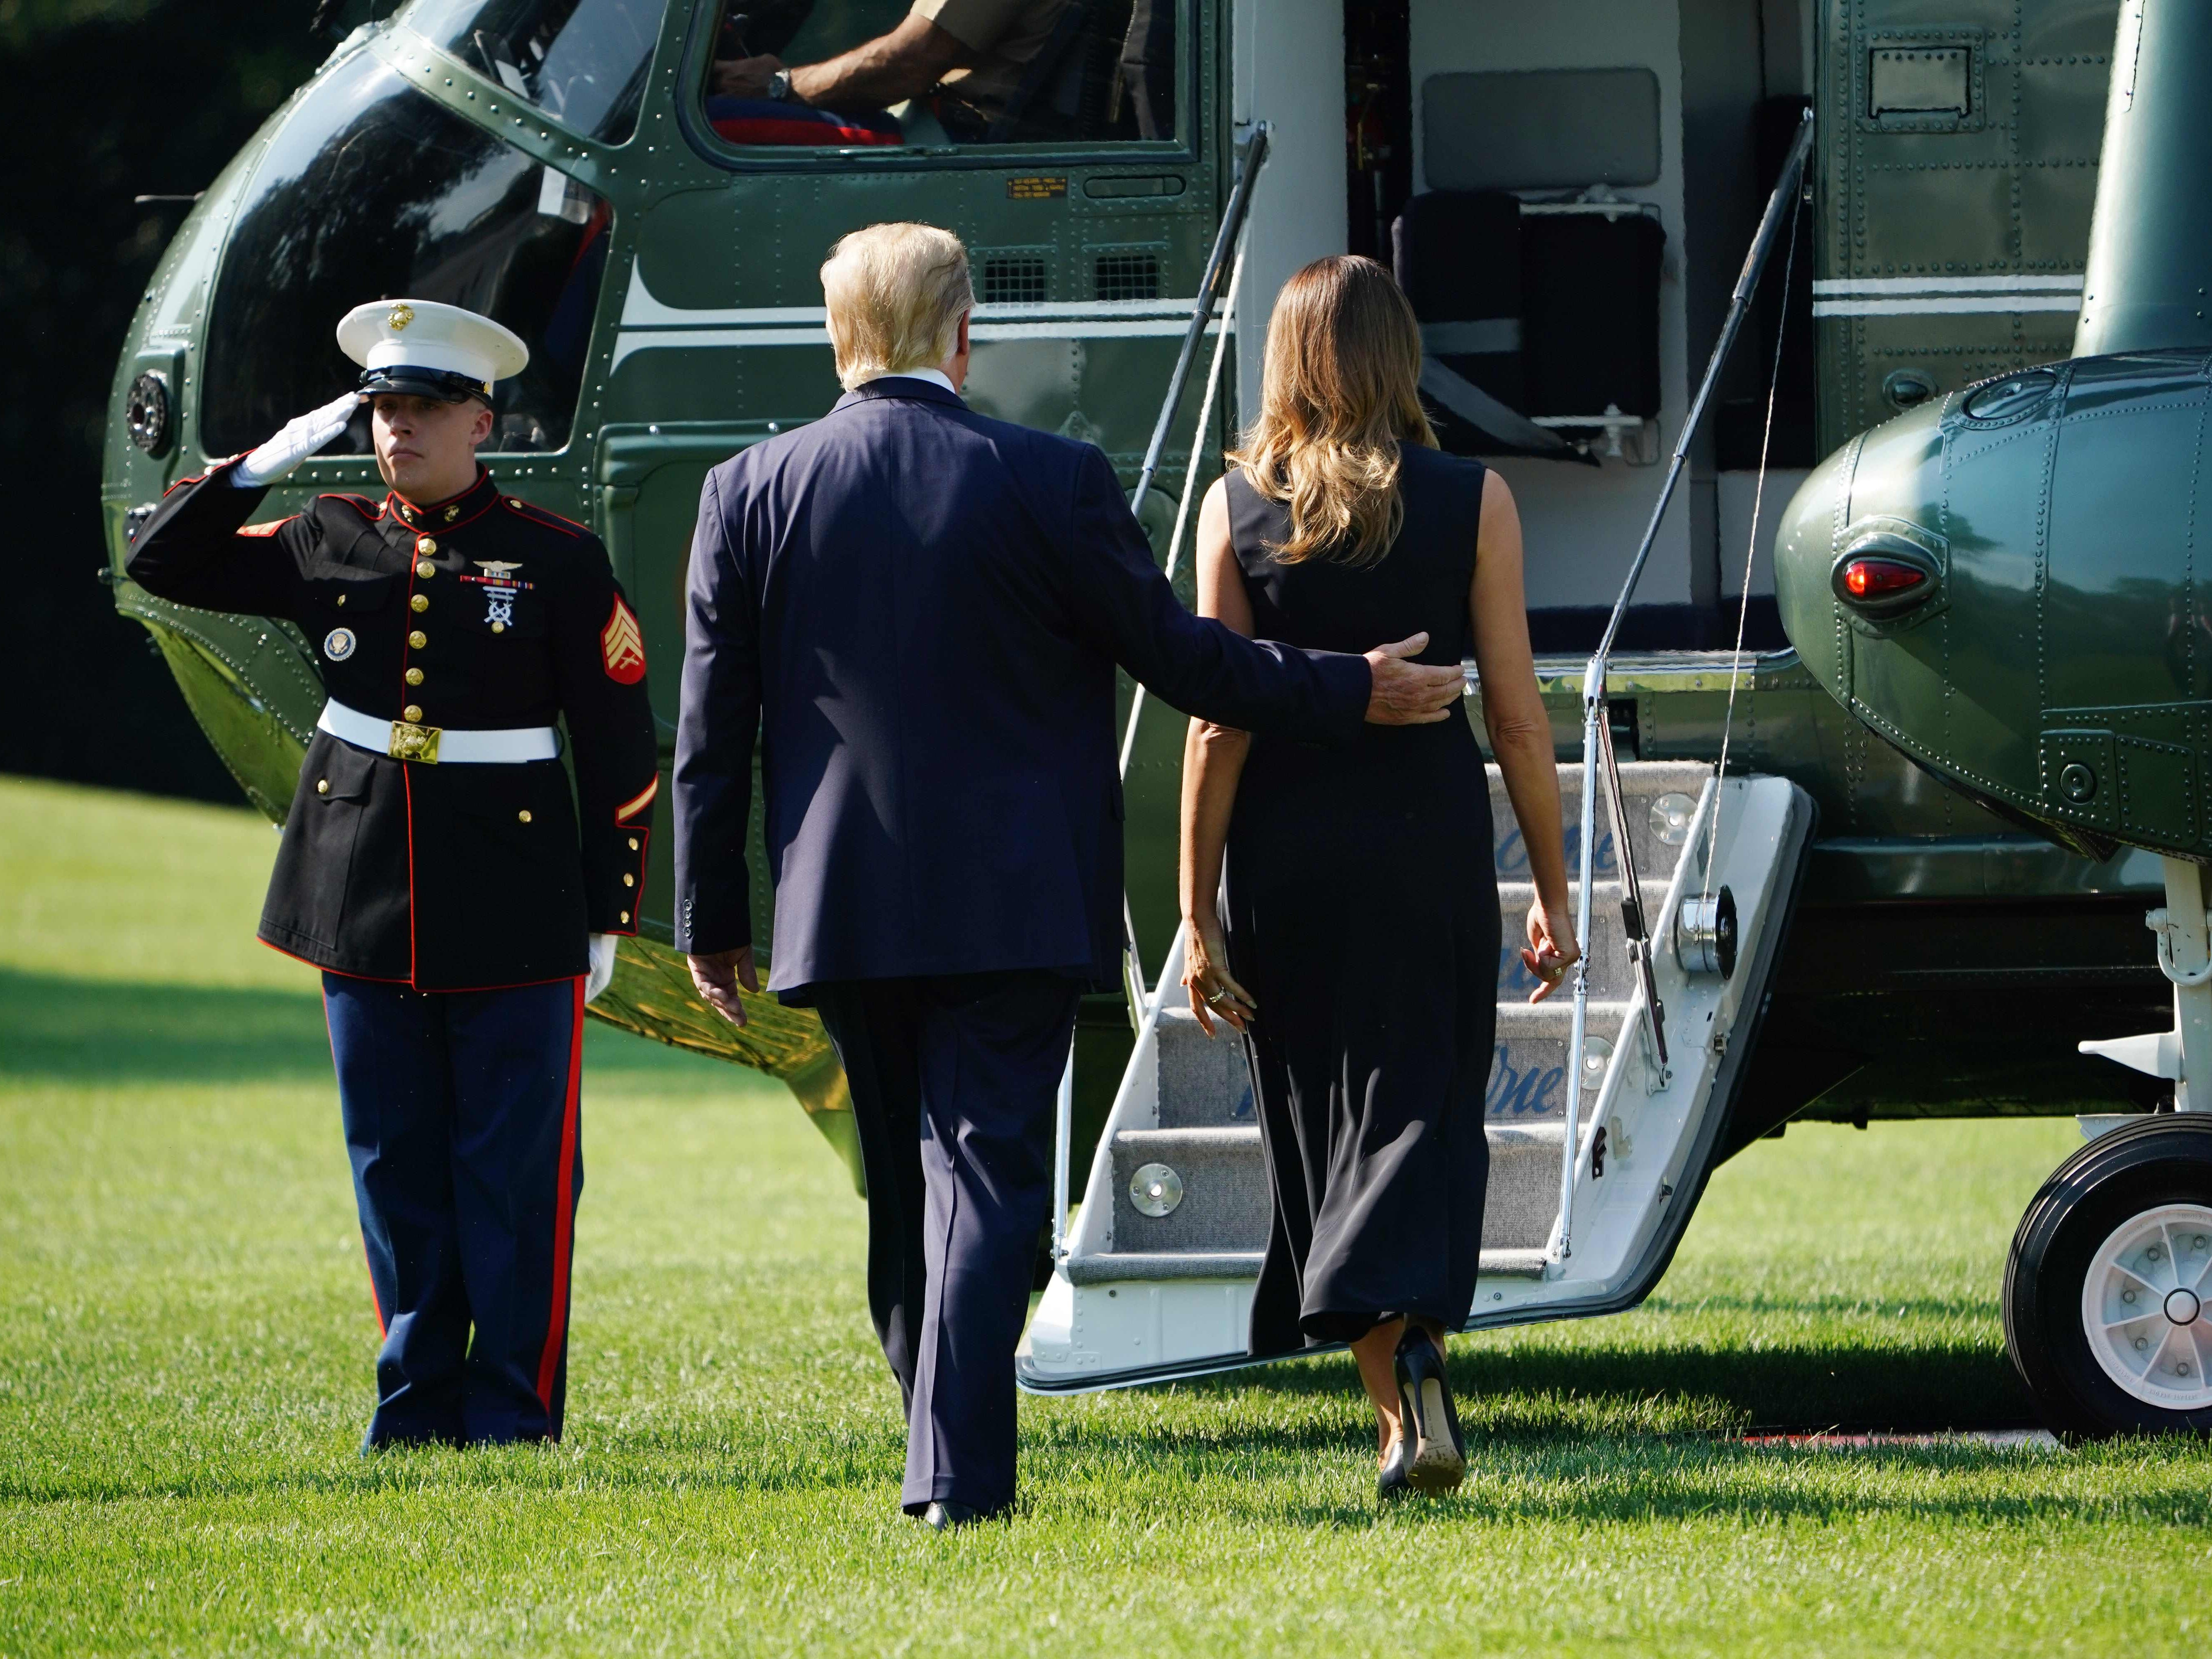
<box><xmin>127</xmin><ymin>300</ymin><xmax>658</xmax><ymax>1448</ymax></box>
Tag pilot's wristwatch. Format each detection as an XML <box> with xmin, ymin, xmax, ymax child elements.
<box><xmin>766</xmin><ymin>68</ymin><xmax>793</xmax><ymax>101</ymax></box>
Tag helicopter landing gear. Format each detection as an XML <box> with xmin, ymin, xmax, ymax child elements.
<box><xmin>2004</xmin><ymin>1115</ymin><xmax>2212</xmax><ymax>1439</ymax></box>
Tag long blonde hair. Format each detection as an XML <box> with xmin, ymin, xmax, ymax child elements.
<box><xmin>1228</xmin><ymin>255</ymin><xmax>1436</xmax><ymax>566</ymax></box>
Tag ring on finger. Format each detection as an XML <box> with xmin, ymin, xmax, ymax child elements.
<box><xmin>1205</xmin><ymin>987</ymin><xmax>1229</xmax><ymax>1005</ymax></box>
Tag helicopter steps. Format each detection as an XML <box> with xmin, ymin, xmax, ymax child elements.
<box><xmin>1019</xmin><ymin>757</ymin><xmax>1818</xmax><ymax>1392</ymax></box>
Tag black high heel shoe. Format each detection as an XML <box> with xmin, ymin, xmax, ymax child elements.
<box><xmin>1393</xmin><ymin>1324</ymin><xmax>1466</xmax><ymax>1492</ymax></box>
<box><xmin>1376</xmin><ymin>1429</ymin><xmax>1411</xmax><ymax>1501</ymax></box>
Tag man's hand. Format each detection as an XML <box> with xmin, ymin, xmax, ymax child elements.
<box><xmin>710</xmin><ymin>52</ymin><xmax>784</xmax><ymax>97</ymax></box>
<box><xmin>231</xmin><ymin>392</ymin><xmax>362</xmax><ymax>488</ymax></box>
<box><xmin>1362</xmin><ymin>633</ymin><xmax>1466</xmax><ymax>725</ymax></box>
<box><xmin>688</xmin><ymin>946</ymin><xmax>761</xmax><ymax>1027</ymax></box>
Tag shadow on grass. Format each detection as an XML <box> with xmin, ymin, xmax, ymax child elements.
<box><xmin>1148</xmin><ymin>1334</ymin><xmax>2036</xmax><ymax>1440</ymax></box>
<box><xmin>0</xmin><ymin>968</ymin><xmax>771</xmax><ymax>1093</ymax></box>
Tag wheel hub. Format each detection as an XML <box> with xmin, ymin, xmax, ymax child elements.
<box><xmin>2082</xmin><ymin>1202</ymin><xmax>2212</xmax><ymax>1409</ymax></box>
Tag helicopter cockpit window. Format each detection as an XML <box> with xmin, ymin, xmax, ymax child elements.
<box><xmin>400</xmin><ymin>0</ymin><xmax>664</xmax><ymax>143</ymax></box>
<box><xmin>697</xmin><ymin>0</ymin><xmax>1176</xmax><ymax>150</ymax></box>
<box><xmin>201</xmin><ymin>53</ymin><xmax>611</xmax><ymax>457</ymax></box>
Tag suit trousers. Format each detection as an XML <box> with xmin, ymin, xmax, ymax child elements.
<box><xmin>321</xmin><ymin>973</ymin><xmax>586</xmax><ymax>1447</ymax></box>
<box><xmin>810</xmin><ymin>970</ymin><xmax>1083</xmax><ymax>1515</ymax></box>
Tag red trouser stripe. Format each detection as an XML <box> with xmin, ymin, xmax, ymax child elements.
<box><xmin>534</xmin><ymin>978</ymin><xmax>586</xmax><ymax>1409</ymax></box>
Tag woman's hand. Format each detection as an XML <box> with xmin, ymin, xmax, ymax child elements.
<box><xmin>1521</xmin><ymin>898</ymin><xmax>1580</xmax><ymax>1004</ymax></box>
<box><xmin>1182</xmin><ymin>917</ymin><xmax>1256</xmax><ymax>1036</ymax></box>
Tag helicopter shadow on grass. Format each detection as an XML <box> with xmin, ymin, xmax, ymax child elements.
<box><xmin>0</xmin><ymin>968</ymin><xmax>338</xmax><ymax>1085</ymax></box>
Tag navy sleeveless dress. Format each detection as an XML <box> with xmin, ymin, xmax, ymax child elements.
<box><xmin>1222</xmin><ymin>444</ymin><xmax>1498</xmax><ymax>1353</ymax></box>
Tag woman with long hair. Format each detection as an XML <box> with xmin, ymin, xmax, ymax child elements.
<box><xmin>1179</xmin><ymin>255</ymin><xmax>1577</xmax><ymax>1499</ymax></box>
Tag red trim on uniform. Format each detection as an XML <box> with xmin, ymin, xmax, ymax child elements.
<box><xmin>499</xmin><ymin>495</ymin><xmax>586</xmax><ymax>537</ymax></box>
<box><xmin>535</xmin><ymin>977</ymin><xmax>587</xmax><ymax>1412</ymax></box>
<box><xmin>613</xmin><ymin>776</ymin><xmax>658</xmax><ymax>824</ymax></box>
<box><xmin>317</xmin><ymin>493</ymin><xmax>384</xmax><ymax>524</ymax></box>
<box><xmin>321</xmin><ymin>983</ymin><xmax>389</xmax><ymax>1337</ymax></box>
<box><xmin>387</xmin><ymin>467</ymin><xmax>500</xmax><ymax>533</ymax></box>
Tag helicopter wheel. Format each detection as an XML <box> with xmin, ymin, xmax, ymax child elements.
<box><xmin>2005</xmin><ymin>1115</ymin><xmax>2212</xmax><ymax>1440</ymax></box>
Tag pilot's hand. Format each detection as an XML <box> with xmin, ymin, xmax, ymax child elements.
<box><xmin>1521</xmin><ymin>896</ymin><xmax>1579</xmax><ymax>1004</ymax></box>
<box><xmin>231</xmin><ymin>392</ymin><xmax>363</xmax><ymax>488</ymax></box>
<box><xmin>688</xmin><ymin>945</ymin><xmax>761</xmax><ymax>1027</ymax></box>
<box><xmin>1362</xmin><ymin>633</ymin><xmax>1465</xmax><ymax>725</ymax></box>
<box><xmin>711</xmin><ymin>53</ymin><xmax>785</xmax><ymax>97</ymax></box>
<box><xmin>584</xmin><ymin>933</ymin><xmax>618</xmax><ymax>1004</ymax></box>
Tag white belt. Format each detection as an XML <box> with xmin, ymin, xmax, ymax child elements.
<box><xmin>317</xmin><ymin>698</ymin><xmax>558</xmax><ymax>765</ymax></box>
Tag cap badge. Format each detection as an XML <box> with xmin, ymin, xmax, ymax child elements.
<box><xmin>324</xmin><ymin>627</ymin><xmax>357</xmax><ymax>662</ymax></box>
<box><xmin>387</xmin><ymin>302</ymin><xmax>415</xmax><ymax>331</ymax></box>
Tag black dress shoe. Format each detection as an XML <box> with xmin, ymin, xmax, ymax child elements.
<box><xmin>920</xmin><ymin>1500</ymin><xmax>981</xmax><ymax>1531</ymax></box>
<box><xmin>1376</xmin><ymin>1431</ymin><xmax>1412</xmax><ymax>1501</ymax></box>
<box><xmin>1392</xmin><ymin>1325</ymin><xmax>1466</xmax><ymax>1492</ymax></box>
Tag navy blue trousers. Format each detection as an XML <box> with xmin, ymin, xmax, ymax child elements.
<box><xmin>811</xmin><ymin>971</ymin><xmax>1082</xmax><ymax>1515</ymax></box>
<box><xmin>321</xmin><ymin>973</ymin><xmax>585</xmax><ymax>1447</ymax></box>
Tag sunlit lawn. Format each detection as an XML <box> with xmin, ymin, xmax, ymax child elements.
<box><xmin>2</xmin><ymin>772</ymin><xmax>2207</xmax><ymax>1656</ymax></box>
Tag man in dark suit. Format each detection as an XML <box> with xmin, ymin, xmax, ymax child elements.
<box><xmin>672</xmin><ymin>223</ymin><xmax>1465</xmax><ymax>1528</ymax></box>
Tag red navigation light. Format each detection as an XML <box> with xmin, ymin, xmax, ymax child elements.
<box><xmin>1841</xmin><ymin>558</ymin><xmax>1927</xmax><ymax>599</ymax></box>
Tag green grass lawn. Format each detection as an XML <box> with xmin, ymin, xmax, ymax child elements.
<box><xmin>2</xmin><ymin>772</ymin><xmax>2208</xmax><ymax>1657</ymax></box>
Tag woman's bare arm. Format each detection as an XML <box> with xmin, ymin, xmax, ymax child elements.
<box><xmin>1178</xmin><ymin>478</ymin><xmax>1259</xmax><ymax>1034</ymax></box>
<box><xmin>1470</xmin><ymin>470</ymin><xmax>1580</xmax><ymax>1001</ymax></box>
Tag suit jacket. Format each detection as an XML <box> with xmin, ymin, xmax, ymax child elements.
<box><xmin>672</xmin><ymin>376</ymin><xmax>1371</xmax><ymax>998</ymax></box>
<box><xmin>127</xmin><ymin>460</ymin><xmax>659</xmax><ymax>990</ymax></box>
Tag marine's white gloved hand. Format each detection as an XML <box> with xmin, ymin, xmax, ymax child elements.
<box><xmin>584</xmin><ymin>933</ymin><xmax>618</xmax><ymax>1004</ymax></box>
<box><xmin>230</xmin><ymin>392</ymin><xmax>363</xmax><ymax>488</ymax></box>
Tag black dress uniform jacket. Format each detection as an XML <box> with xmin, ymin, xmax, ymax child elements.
<box><xmin>128</xmin><ymin>458</ymin><xmax>659</xmax><ymax>991</ymax></box>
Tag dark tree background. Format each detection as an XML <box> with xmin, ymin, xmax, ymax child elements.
<box><xmin>1</xmin><ymin>0</ymin><xmax>341</xmax><ymax>802</ymax></box>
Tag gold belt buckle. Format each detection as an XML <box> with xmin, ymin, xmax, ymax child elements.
<box><xmin>388</xmin><ymin>720</ymin><xmax>442</xmax><ymax>763</ymax></box>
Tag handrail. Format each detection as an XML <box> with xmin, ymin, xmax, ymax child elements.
<box><xmin>1556</xmin><ymin>107</ymin><xmax>1814</xmax><ymax>1262</ymax></box>
<box><xmin>1129</xmin><ymin>122</ymin><xmax>1270</xmax><ymax>518</ymax></box>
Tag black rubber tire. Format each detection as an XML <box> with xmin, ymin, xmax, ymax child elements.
<box><xmin>2004</xmin><ymin>1114</ymin><xmax>2212</xmax><ymax>1441</ymax></box>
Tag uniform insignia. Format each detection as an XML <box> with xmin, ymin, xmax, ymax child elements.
<box><xmin>475</xmin><ymin>560</ymin><xmax>524</xmax><ymax>578</ymax></box>
<box><xmin>601</xmin><ymin>597</ymin><xmax>647</xmax><ymax>684</ymax></box>
<box><xmin>238</xmin><ymin>518</ymin><xmax>292</xmax><ymax>538</ymax></box>
<box><xmin>324</xmin><ymin>627</ymin><xmax>357</xmax><ymax>661</ymax></box>
<box><xmin>486</xmin><ymin>598</ymin><xmax>514</xmax><ymax>630</ymax></box>
<box><xmin>387</xmin><ymin>302</ymin><xmax>415</xmax><ymax>331</ymax></box>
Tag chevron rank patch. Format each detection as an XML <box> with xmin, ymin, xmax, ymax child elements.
<box><xmin>238</xmin><ymin>518</ymin><xmax>294</xmax><ymax>538</ymax></box>
<box><xmin>601</xmin><ymin>596</ymin><xmax>647</xmax><ymax>684</ymax></box>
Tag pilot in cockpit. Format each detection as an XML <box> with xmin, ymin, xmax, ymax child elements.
<box><xmin>706</xmin><ymin>0</ymin><xmax>1170</xmax><ymax>147</ymax></box>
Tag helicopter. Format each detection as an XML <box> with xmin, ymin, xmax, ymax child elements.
<box><xmin>103</xmin><ymin>0</ymin><xmax>2195</xmax><ymax>1435</ymax></box>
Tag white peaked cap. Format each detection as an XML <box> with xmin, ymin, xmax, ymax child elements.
<box><xmin>335</xmin><ymin>299</ymin><xmax>530</xmax><ymax>392</ymax></box>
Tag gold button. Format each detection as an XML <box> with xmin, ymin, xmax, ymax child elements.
<box><xmin>623</xmin><ymin>873</ymin><xmax>635</xmax><ymax>887</ymax></box>
<box><xmin>416</xmin><ymin>536</ymin><xmax>436</xmax><ymax>555</ymax></box>
<box><xmin>627</xmin><ymin>837</ymin><xmax>639</xmax><ymax>850</ymax></box>
<box><xmin>510</xmin><ymin>497</ymin><xmax>523</xmax><ymax>507</ymax></box>
<box><xmin>518</xmin><ymin>810</ymin><xmax>532</xmax><ymax>824</ymax></box>
<box><xmin>404</xmin><ymin>667</ymin><xmax>424</xmax><ymax>686</ymax></box>
<box><xmin>491</xmin><ymin>621</ymin><xmax>506</xmax><ymax>635</ymax></box>
<box><xmin>619</xmin><ymin>911</ymin><xmax>630</xmax><ymax>924</ymax></box>
<box><xmin>336</xmin><ymin>594</ymin><xmax>346</xmax><ymax>607</ymax></box>
<box><xmin>408</xmin><ymin>630</ymin><xmax>426</xmax><ymax>649</ymax></box>
<box><xmin>316</xmin><ymin>778</ymin><xmax>330</xmax><ymax>795</ymax></box>
<box><xmin>415</xmin><ymin>560</ymin><xmax>435</xmax><ymax>579</ymax></box>
<box><xmin>410</xmin><ymin>593</ymin><xmax>428</xmax><ymax>613</ymax></box>
<box><xmin>403</xmin><ymin>704</ymin><xmax>422</xmax><ymax>722</ymax></box>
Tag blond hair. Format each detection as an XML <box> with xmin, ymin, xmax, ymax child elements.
<box><xmin>1228</xmin><ymin>255</ymin><xmax>1437</xmax><ymax>565</ymax></box>
<box><xmin>819</xmin><ymin>223</ymin><xmax>974</xmax><ymax>392</ymax></box>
